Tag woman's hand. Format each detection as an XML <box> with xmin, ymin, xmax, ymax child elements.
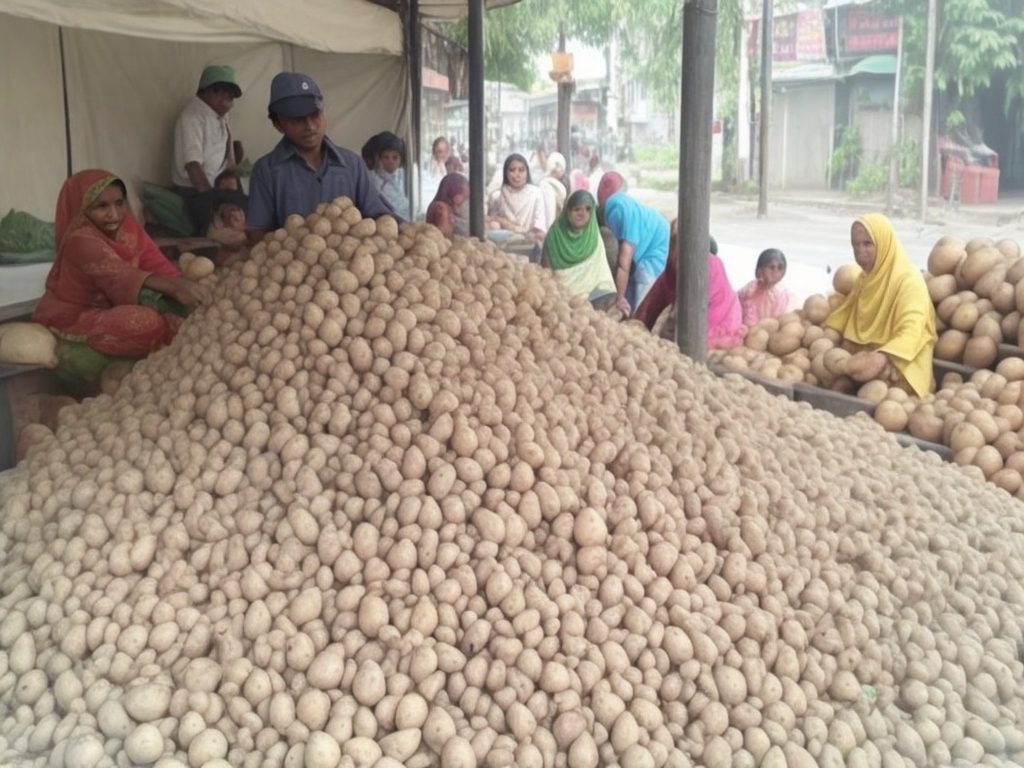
<box><xmin>846</xmin><ymin>350</ymin><xmax>889</xmax><ymax>382</ymax></box>
<box><xmin>616</xmin><ymin>296</ymin><xmax>632</xmax><ymax>315</ymax></box>
<box><xmin>144</xmin><ymin>275</ymin><xmax>210</xmax><ymax>307</ymax></box>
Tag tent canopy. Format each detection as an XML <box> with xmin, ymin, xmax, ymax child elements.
<box><xmin>370</xmin><ymin>0</ymin><xmax>522</xmax><ymax>19</ymax></box>
<box><xmin>1</xmin><ymin>0</ymin><xmax>402</xmax><ymax>54</ymax></box>
<box><xmin>0</xmin><ymin>0</ymin><xmax>408</xmax><ymax>220</ymax></box>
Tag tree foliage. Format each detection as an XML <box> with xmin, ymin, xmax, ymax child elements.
<box><xmin>879</xmin><ymin>0</ymin><xmax>1024</xmax><ymax>115</ymax></box>
<box><xmin>443</xmin><ymin>0</ymin><xmax>744</xmax><ymax>109</ymax></box>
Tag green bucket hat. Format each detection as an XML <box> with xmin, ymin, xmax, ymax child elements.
<box><xmin>197</xmin><ymin>65</ymin><xmax>242</xmax><ymax>98</ymax></box>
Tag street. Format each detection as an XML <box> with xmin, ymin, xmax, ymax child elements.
<box><xmin>631</xmin><ymin>186</ymin><xmax>1024</xmax><ymax>303</ymax></box>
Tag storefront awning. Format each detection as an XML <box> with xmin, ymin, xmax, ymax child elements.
<box><xmin>849</xmin><ymin>54</ymin><xmax>898</xmax><ymax>76</ymax></box>
<box><xmin>773</xmin><ymin>61</ymin><xmax>841</xmax><ymax>83</ymax></box>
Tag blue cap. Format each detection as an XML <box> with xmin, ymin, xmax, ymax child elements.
<box><xmin>268</xmin><ymin>72</ymin><xmax>324</xmax><ymax>118</ymax></box>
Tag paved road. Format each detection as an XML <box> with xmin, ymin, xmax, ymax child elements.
<box><xmin>630</xmin><ymin>188</ymin><xmax>1024</xmax><ymax>304</ymax></box>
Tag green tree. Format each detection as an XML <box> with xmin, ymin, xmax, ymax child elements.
<box><xmin>879</xmin><ymin>0</ymin><xmax>1024</xmax><ymax>112</ymax></box>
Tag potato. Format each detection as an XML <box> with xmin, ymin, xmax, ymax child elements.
<box><xmin>874</xmin><ymin>400</ymin><xmax>909</xmax><ymax>432</ymax></box>
<box><xmin>958</xmin><ymin>246</ymin><xmax>1003</xmax><ymax>289</ymax></box>
<box><xmin>934</xmin><ymin>329</ymin><xmax>968</xmax><ymax>362</ymax></box>
<box><xmin>963</xmin><ymin>336</ymin><xmax>998</xmax><ymax>369</ymax></box>
<box><xmin>926</xmin><ymin>273</ymin><xmax>958</xmax><ymax>304</ymax></box>
<box><xmin>948</xmin><ymin>421</ymin><xmax>986</xmax><ymax>453</ymax></box>
<box><xmin>832</xmin><ymin>264</ymin><xmax>862</xmax><ymax>295</ymax></box>
<box><xmin>745</xmin><ymin>327</ymin><xmax>770</xmax><ymax>352</ymax></box>
<box><xmin>767</xmin><ymin>326</ymin><xmax>804</xmax><ymax>357</ymax></box>
<box><xmin>857</xmin><ymin>379</ymin><xmax>889</xmax><ymax>404</ymax></box>
<box><xmin>907</xmin><ymin>409</ymin><xmax>944</xmax><ymax>443</ymax></box>
<box><xmin>972</xmin><ymin>315</ymin><xmax>1003</xmax><ymax>344</ymax></box>
<box><xmin>936</xmin><ymin>294</ymin><xmax>964</xmax><ymax>324</ymax></box>
<box><xmin>996</xmin><ymin>357</ymin><xmax>1024</xmax><ymax>382</ymax></box>
<box><xmin>973</xmin><ymin>445</ymin><xmax>1004</xmax><ymax>480</ymax></box>
<box><xmin>949</xmin><ymin>302</ymin><xmax>980</xmax><ymax>332</ymax></box>
<box><xmin>927</xmin><ymin>236</ymin><xmax>966</xmax><ymax>275</ymax></box>
<box><xmin>991</xmin><ymin>282</ymin><xmax>1017</xmax><ymax>314</ymax></box>
<box><xmin>972</xmin><ymin>266</ymin><xmax>1007</xmax><ymax>300</ymax></box>
<box><xmin>1000</xmin><ymin>311</ymin><xmax>1021</xmax><ymax>342</ymax></box>
<box><xmin>966</xmin><ymin>236</ymin><xmax>995</xmax><ymax>254</ymax></box>
<box><xmin>802</xmin><ymin>295</ymin><xmax>831</xmax><ymax>325</ymax></box>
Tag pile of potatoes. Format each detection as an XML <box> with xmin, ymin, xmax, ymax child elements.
<box><xmin>928</xmin><ymin>236</ymin><xmax>1023</xmax><ymax>368</ymax></box>
<box><xmin>5</xmin><ymin>200</ymin><xmax>1024</xmax><ymax>768</ymax></box>
<box><xmin>711</xmin><ymin>263</ymin><xmax>871</xmax><ymax>392</ymax></box>
<box><xmin>870</xmin><ymin>361</ymin><xmax>1024</xmax><ymax>497</ymax></box>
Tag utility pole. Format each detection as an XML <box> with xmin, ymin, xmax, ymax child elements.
<box><xmin>920</xmin><ymin>0</ymin><xmax>937</xmax><ymax>220</ymax></box>
<box><xmin>675</xmin><ymin>0</ymin><xmax>718</xmax><ymax>361</ymax></box>
<box><xmin>468</xmin><ymin>0</ymin><xmax>485</xmax><ymax>237</ymax></box>
<box><xmin>886</xmin><ymin>16</ymin><xmax>903</xmax><ymax>215</ymax></box>
<box><xmin>555</xmin><ymin>29</ymin><xmax>573</xmax><ymax>159</ymax></box>
<box><xmin>757</xmin><ymin>0</ymin><xmax>770</xmax><ymax>217</ymax></box>
<box><xmin>757</xmin><ymin>0</ymin><xmax>772</xmax><ymax>218</ymax></box>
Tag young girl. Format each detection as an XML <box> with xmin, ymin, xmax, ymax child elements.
<box><xmin>738</xmin><ymin>248</ymin><xmax>794</xmax><ymax>326</ymax></box>
<box><xmin>371</xmin><ymin>133</ymin><xmax>410</xmax><ymax>221</ymax></box>
<box><xmin>487</xmin><ymin>153</ymin><xmax>547</xmax><ymax>241</ymax></box>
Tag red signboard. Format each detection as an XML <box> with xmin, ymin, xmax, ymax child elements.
<box><xmin>841</xmin><ymin>7</ymin><xmax>899</xmax><ymax>55</ymax></box>
<box><xmin>748</xmin><ymin>10</ymin><xmax>826</xmax><ymax>63</ymax></box>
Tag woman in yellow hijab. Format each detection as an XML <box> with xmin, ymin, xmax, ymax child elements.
<box><xmin>825</xmin><ymin>213</ymin><xmax>936</xmax><ymax>397</ymax></box>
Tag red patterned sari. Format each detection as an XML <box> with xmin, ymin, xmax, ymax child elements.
<box><xmin>33</xmin><ymin>170</ymin><xmax>183</xmax><ymax>357</ymax></box>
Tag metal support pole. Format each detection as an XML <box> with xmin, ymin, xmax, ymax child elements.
<box><xmin>920</xmin><ymin>0</ymin><xmax>937</xmax><ymax>220</ymax></box>
<box><xmin>468</xmin><ymin>0</ymin><xmax>486</xmax><ymax>237</ymax></box>
<box><xmin>886</xmin><ymin>16</ymin><xmax>903</xmax><ymax>215</ymax></box>
<box><xmin>406</xmin><ymin>0</ymin><xmax>422</xmax><ymax>216</ymax></box>
<box><xmin>757</xmin><ymin>0</ymin><xmax>772</xmax><ymax>217</ymax></box>
<box><xmin>556</xmin><ymin>29</ymin><xmax>572</xmax><ymax>159</ymax></box>
<box><xmin>675</xmin><ymin>0</ymin><xmax>718</xmax><ymax>361</ymax></box>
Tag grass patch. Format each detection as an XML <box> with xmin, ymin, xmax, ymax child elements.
<box><xmin>634</xmin><ymin>145</ymin><xmax>680</xmax><ymax>171</ymax></box>
<box><xmin>642</xmin><ymin>177</ymin><xmax>679</xmax><ymax>192</ymax></box>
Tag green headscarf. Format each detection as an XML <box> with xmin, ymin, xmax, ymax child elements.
<box><xmin>544</xmin><ymin>190</ymin><xmax>600</xmax><ymax>270</ymax></box>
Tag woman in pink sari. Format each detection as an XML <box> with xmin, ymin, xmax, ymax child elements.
<box><xmin>34</xmin><ymin>169</ymin><xmax>204</xmax><ymax>358</ymax></box>
<box><xmin>633</xmin><ymin>221</ymin><xmax>744</xmax><ymax>349</ymax></box>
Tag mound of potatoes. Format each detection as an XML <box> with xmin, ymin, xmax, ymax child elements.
<box><xmin>5</xmin><ymin>201</ymin><xmax>1024</xmax><ymax>768</ymax></box>
<box><xmin>716</xmin><ymin>233</ymin><xmax>1024</xmax><ymax>496</ymax></box>
<box><xmin>928</xmin><ymin>235</ymin><xmax>1024</xmax><ymax>367</ymax></box>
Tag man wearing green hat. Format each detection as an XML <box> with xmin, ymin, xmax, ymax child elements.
<box><xmin>172</xmin><ymin>64</ymin><xmax>243</xmax><ymax>195</ymax></box>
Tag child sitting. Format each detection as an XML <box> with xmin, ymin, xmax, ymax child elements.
<box><xmin>371</xmin><ymin>133</ymin><xmax>410</xmax><ymax>221</ymax></box>
<box><xmin>206</xmin><ymin>170</ymin><xmax>247</xmax><ymax>252</ymax></box>
<box><xmin>737</xmin><ymin>248</ymin><xmax>794</xmax><ymax>326</ymax></box>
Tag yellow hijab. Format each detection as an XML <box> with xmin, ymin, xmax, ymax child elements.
<box><xmin>825</xmin><ymin>213</ymin><xmax>936</xmax><ymax>396</ymax></box>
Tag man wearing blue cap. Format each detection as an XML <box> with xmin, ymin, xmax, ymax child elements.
<box><xmin>246</xmin><ymin>72</ymin><xmax>397</xmax><ymax>245</ymax></box>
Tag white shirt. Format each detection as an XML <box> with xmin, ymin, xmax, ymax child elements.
<box><xmin>172</xmin><ymin>96</ymin><xmax>231</xmax><ymax>188</ymax></box>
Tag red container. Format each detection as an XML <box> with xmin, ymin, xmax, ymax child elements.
<box><xmin>959</xmin><ymin>165</ymin><xmax>983</xmax><ymax>205</ymax></box>
<box><xmin>977</xmin><ymin>166</ymin><xmax>1000</xmax><ymax>204</ymax></box>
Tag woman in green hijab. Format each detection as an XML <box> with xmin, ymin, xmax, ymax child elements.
<box><xmin>541</xmin><ymin>190</ymin><xmax>616</xmax><ymax>309</ymax></box>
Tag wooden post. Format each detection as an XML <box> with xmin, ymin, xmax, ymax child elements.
<box><xmin>886</xmin><ymin>16</ymin><xmax>903</xmax><ymax>215</ymax></box>
<box><xmin>757</xmin><ymin>0</ymin><xmax>772</xmax><ymax>217</ymax></box>
<box><xmin>920</xmin><ymin>0</ymin><xmax>937</xmax><ymax>220</ymax></box>
<box><xmin>468</xmin><ymin>0</ymin><xmax>485</xmax><ymax>237</ymax></box>
<box><xmin>675</xmin><ymin>0</ymin><xmax>718</xmax><ymax>361</ymax></box>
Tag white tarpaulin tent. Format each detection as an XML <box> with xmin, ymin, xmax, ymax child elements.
<box><xmin>0</xmin><ymin>0</ymin><xmax>409</xmax><ymax>221</ymax></box>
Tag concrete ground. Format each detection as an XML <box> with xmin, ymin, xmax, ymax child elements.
<box><xmin>627</xmin><ymin>181</ymin><xmax>1024</xmax><ymax>304</ymax></box>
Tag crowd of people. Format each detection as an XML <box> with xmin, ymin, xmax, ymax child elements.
<box><xmin>28</xmin><ymin>64</ymin><xmax>938</xmax><ymax>399</ymax></box>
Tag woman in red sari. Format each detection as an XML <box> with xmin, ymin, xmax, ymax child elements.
<box><xmin>34</xmin><ymin>169</ymin><xmax>203</xmax><ymax>359</ymax></box>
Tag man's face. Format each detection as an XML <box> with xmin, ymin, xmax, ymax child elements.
<box><xmin>379</xmin><ymin>149</ymin><xmax>402</xmax><ymax>174</ymax></box>
<box><xmin>201</xmin><ymin>86</ymin><xmax>236</xmax><ymax>116</ymax></box>
<box><xmin>274</xmin><ymin>110</ymin><xmax>327</xmax><ymax>153</ymax></box>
